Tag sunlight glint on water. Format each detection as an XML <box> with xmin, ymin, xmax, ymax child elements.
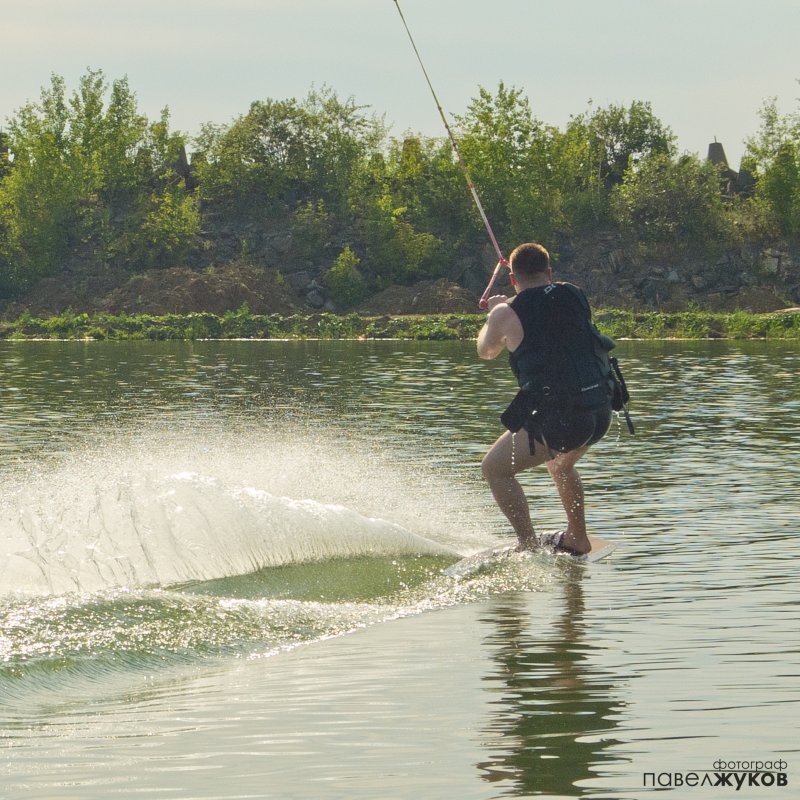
<box><xmin>0</xmin><ymin>339</ymin><xmax>798</xmax><ymax>799</ymax></box>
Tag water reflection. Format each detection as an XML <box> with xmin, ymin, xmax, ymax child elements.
<box><xmin>477</xmin><ymin>566</ymin><xmax>625</xmax><ymax>797</ymax></box>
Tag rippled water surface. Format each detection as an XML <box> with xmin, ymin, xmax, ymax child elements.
<box><xmin>1</xmin><ymin>339</ymin><xmax>798</xmax><ymax>799</ymax></box>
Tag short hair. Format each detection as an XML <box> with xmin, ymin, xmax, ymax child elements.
<box><xmin>509</xmin><ymin>243</ymin><xmax>550</xmax><ymax>277</ymax></box>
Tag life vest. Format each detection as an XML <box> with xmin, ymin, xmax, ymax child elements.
<box><xmin>507</xmin><ymin>282</ymin><xmax>614</xmax><ymax>411</ymax></box>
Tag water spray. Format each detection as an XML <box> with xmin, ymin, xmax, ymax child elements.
<box><xmin>391</xmin><ymin>0</ymin><xmax>509</xmax><ymax>309</ymax></box>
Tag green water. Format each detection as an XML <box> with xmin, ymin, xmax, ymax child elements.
<box><xmin>1</xmin><ymin>339</ymin><xmax>798</xmax><ymax>798</ymax></box>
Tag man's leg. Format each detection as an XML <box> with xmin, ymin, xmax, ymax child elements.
<box><xmin>546</xmin><ymin>446</ymin><xmax>590</xmax><ymax>554</ymax></box>
<box><xmin>481</xmin><ymin>429</ymin><xmax>548</xmax><ymax>549</ymax></box>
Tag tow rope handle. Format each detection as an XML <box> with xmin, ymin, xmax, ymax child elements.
<box><xmin>478</xmin><ymin>258</ymin><xmax>510</xmax><ymax>309</ymax></box>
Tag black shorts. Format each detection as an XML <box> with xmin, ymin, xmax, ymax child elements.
<box><xmin>525</xmin><ymin>402</ymin><xmax>612</xmax><ymax>457</ymax></box>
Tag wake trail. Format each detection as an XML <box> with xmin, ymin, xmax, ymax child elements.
<box><xmin>0</xmin><ymin>425</ymin><xmax>474</xmax><ymax>597</ymax></box>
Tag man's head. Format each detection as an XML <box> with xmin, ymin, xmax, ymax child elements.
<box><xmin>509</xmin><ymin>243</ymin><xmax>552</xmax><ymax>291</ymax></box>
<box><xmin>509</xmin><ymin>242</ymin><xmax>550</xmax><ymax>278</ymax></box>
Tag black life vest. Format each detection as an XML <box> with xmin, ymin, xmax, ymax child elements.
<box><xmin>507</xmin><ymin>282</ymin><xmax>614</xmax><ymax>411</ymax></box>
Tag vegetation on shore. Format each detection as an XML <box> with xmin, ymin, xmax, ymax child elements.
<box><xmin>1</xmin><ymin>70</ymin><xmax>800</xmax><ymax>314</ymax></box>
<box><xmin>2</xmin><ymin>307</ymin><xmax>799</xmax><ymax>342</ymax></box>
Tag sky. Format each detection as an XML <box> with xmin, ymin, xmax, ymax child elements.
<box><xmin>2</xmin><ymin>0</ymin><xmax>799</xmax><ymax>169</ymax></box>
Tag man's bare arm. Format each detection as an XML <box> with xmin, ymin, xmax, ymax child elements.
<box><xmin>477</xmin><ymin>299</ymin><xmax>516</xmax><ymax>360</ymax></box>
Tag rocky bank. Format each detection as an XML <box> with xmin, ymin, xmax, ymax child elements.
<box><xmin>1</xmin><ymin>232</ymin><xmax>798</xmax><ymax>319</ymax></box>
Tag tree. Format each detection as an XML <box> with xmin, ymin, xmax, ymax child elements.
<box><xmin>759</xmin><ymin>143</ymin><xmax>800</xmax><ymax>236</ymax></box>
<box><xmin>743</xmin><ymin>97</ymin><xmax>800</xmax><ymax>237</ymax></box>
<box><xmin>548</xmin><ymin>120</ymin><xmax>609</xmax><ymax>229</ymax></box>
<box><xmin>351</xmin><ymin>187</ymin><xmax>444</xmax><ymax>287</ymax></box>
<box><xmin>381</xmin><ymin>135</ymin><xmax>470</xmax><ymax>260</ymax></box>
<box><xmin>0</xmin><ymin>131</ymin><xmax>10</xmax><ymax>180</ymax></box>
<box><xmin>0</xmin><ymin>74</ymin><xmax>79</xmax><ymax>285</ymax></box>
<box><xmin>568</xmin><ymin>101</ymin><xmax>676</xmax><ymax>188</ymax></box>
<box><xmin>455</xmin><ymin>83</ymin><xmax>564</xmax><ymax>245</ymax></box>
<box><xmin>193</xmin><ymin>87</ymin><xmax>386</xmax><ymax>219</ymax></box>
<box><xmin>303</xmin><ymin>87</ymin><xmax>387</xmax><ymax>213</ymax></box>
<box><xmin>343</xmin><ymin>146</ymin><xmax>446</xmax><ymax>286</ymax></box>
<box><xmin>611</xmin><ymin>153</ymin><xmax>734</xmax><ymax>255</ymax></box>
<box><xmin>325</xmin><ymin>245</ymin><xmax>367</xmax><ymax>308</ymax></box>
<box><xmin>0</xmin><ymin>70</ymin><xmax>199</xmax><ymax>291</ymax></box>
<box><xmin>290</xmin><ymin>199</ymin><xmax>334</xmax><ymax>265</ymax></box>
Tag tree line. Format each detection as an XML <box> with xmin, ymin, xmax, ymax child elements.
<box><xmin>1</xmin><ymin>70</ymin><xmax>798</xmax><ymax>307</ymax></box>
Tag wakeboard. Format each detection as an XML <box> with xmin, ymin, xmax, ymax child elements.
<box><xmin>442</xmin><ymin>535</ymin><xmax>617</xmax><ymax>579</ymax></box>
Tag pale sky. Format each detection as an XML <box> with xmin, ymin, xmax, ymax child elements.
<box><xmin>2</xmin><ymin>0</ymin><xmax>799</xmax><ymax>168</ymax></box>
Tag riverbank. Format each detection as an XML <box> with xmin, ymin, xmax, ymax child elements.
<box><xmin>2</xmin><ymin>307</ymin><xmax>800</xmax><ymax>341</ymax></box>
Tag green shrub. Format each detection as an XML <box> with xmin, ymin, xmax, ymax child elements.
<box><xmin>325</xmin><ymin>246</ymin><xmax>368</xmax><ymax>309</ymax></box>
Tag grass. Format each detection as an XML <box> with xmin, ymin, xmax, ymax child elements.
<box><xmin>2</xmin><ymin>308</ymin><xmax>800</xmax><ymax>341</ymax></box>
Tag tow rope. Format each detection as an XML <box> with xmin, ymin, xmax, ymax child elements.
<box><xmin>391</xmin><ymin>0</ymin><xmax>509</xmax><ymax>308</ymax></box>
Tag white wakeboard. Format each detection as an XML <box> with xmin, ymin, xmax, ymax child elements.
<box><xmin>442</xmin><ymin>535</ymin><xmax>617</xmax><ymax>579</ymax></box>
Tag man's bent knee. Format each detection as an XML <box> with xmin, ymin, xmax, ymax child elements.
<box><xmin>481</xmin><ymin>452</ymin><xmax>502</xmax><ymax>483</ymax></box>
<box><xmin>481</xmin><ymin>444</ymin><xmax>515</xmax><ymax>484</ymax></box>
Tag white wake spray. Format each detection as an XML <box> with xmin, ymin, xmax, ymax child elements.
<box><xmin>0</xmin><ymin>426</ymin><xmax>469</xmax><ymax>597</ymax></box>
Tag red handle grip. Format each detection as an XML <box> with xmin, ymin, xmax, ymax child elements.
<box><xmin>478</xmin><ymin>259</ymin><xmax>510</xmax><ymax>310</ymax></box>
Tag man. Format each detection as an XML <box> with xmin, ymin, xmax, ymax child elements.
<box><xmin>477</xmin><ymin>242</ymin><xmax>613</xmax><ymax>554</ymax></box>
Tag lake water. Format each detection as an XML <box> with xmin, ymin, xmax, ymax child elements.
<box><xmin>0</xmin><ymin>339</ymin><xmax>798</xmax><ymax>799</ymax></box>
